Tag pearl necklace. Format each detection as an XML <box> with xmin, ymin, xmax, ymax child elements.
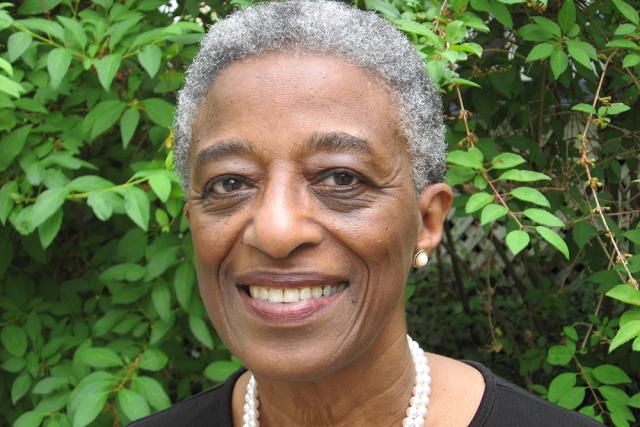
<box><xmin>242</xmin><ymin>335</ymin><xmax>431</xmax><ymax>427</ymax></box>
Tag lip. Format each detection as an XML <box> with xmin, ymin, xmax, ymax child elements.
<box><xmin>235</xmin><ymin>271</ymin><xmax>348</xmax><ymax>322</ymax></box>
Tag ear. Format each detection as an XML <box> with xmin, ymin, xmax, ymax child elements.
<box><xmin>183</xmin><ymin>199</ymin><xmax>191</xmax><ymax>222</ymax></box>
<box><xmin>415</xmin><ymin>183</ymin><xmax>453</xmax><ymax>254</ymax></box>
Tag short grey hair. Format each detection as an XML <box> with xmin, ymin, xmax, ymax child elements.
<box><xmin>174</xmin><ymin>0</ymin><xmax>445</xmax><ymax>194</ymax></box>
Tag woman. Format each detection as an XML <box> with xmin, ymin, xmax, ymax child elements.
<box><xmin>133</xmin><ymin>1</ymin><xmax>601</xmax><ymax>426</ymax></box>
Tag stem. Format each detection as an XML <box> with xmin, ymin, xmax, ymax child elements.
<box><xmin>577</xmin><ymin>53</ymin><xmax>638</xmax><ymax>289</ymax></box>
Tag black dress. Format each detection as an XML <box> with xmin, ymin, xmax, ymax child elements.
<box><xmin>129</xmin><ymin>361</ymin><xmax>604</xmax><ymax>426</ymax></box>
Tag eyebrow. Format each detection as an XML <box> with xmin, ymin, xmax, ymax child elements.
<box><xmin>303</xmin><ymin>131</ymin><xmax>372</xmax><ymax>156</ymax></box>
<box><xmin>194</xmin><ymin>139</ymin><xmax>254</xmax><ymax>169</ymax></box>
<box><xmin>193</xmin><ymin>131</ymin><xmax>372</xmax><ymax>169</ymax></box>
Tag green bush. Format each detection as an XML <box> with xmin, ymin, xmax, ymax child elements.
<box><xmin>0</xmin><ymin>0</ymin><xmax>638</xmax><ymax>426</ymax></box>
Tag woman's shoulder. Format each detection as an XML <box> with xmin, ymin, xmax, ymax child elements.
<box><xmin>464</xmin><ymin>360</ymin><xmax>604</xmax><ymax>427</ymax></box>
<box><xmin>127</xmin><ymin>368</ymin><xmax>245</xmax><ymax>427</ymax></box>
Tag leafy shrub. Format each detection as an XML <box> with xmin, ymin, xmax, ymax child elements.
<box><xmin>0</xmin><ymin>0</ymin><xmax>638</xmax><ymax>426</ymax></box>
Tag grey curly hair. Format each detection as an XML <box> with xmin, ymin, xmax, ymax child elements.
<box><xmin>174</xmin><ymin>0</ymin><xmax>445</xmax><ymax>194</ymax></box>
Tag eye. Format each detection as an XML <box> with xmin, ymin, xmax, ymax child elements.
<box><xmin>317</xmin><ymin>169</ymin><xmax>362</xmax><ymax>187</ymax></box>
<box><xmin>204</xmin><ymin>175</ymin><xmax>251</xmax><ymax>195</ymax></box>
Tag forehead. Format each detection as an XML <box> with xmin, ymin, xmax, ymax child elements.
<box><xmin>191</xmin><ymin>51</ymin><xmax>407</xmax><ymax>160</ymax></box>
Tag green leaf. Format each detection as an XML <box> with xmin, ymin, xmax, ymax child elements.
<box><xmin>526</xmin><ymin>42</ymin><xmax>555</xmax><ymax>62</ymax></box>
<box><xmin>95</xmin><ymin>53</ymin><xmax>122</xmax><ymax>91</ymax></box>
<box><xmin>535</xmin><ymin>226</ymin><xmax>569</xmax><ymax>259</ymax></box>
<box><xmin>480</xmin><ymin>203</ymin><xmax>508</xmax><ymax>225</ymax></box>
<box><xmin>558</xmin><ymin>0</ymin><xmax>576</xmax><ymax>34</ymax></box>
<box><xmin>446</xmin><ymin>165</ymin><xmax>476</xmax><ymax>185</ymax></box>
<box><xmin>143</xmin><ymin>98</ymin><xmax>175</xmax><ymax>128</ymax></box>
<box><xmin>0</xmin><ymin>57</ymin><xmax>12</xmax><ymax>76</ymax></box>
<box><xmin>465</xmin><ymin>192</ymin><xmax>494</xmax><ymax>214</ymax></box>
<box><xmin>1</xmin><ymin>324</ymin><xmax>28</xmax><ymax>357</ymax></box>
<box><xmin>117</xmin><ymin>388</ymin><xmax>151</xmax><ymax>421</ymax></box>
<box><xmin>0</xmin><ymin>125</ymin><xmax>31</xmax><ymax>171</ymax></box>
<box><xmin>57</xmin><ymin>15</ymin><xmax>87</xmax><ymax>48</ymax></box>
<box><xmin>47</xmin><ymin>48</ymin><xmax>72</xmax><ymax>89</ymax></box>
<box><xmin>38</xmin><ymin>207</ymin><xmax>63</xmax><ymax>248</ymax></box>
<box><xmin>558</xmin><ymin>387</ymin><xmax>585</xmax><ymax>409</ymax></box>
<box><xmin>76</xmin><ymin>347</ymin><xmax>123</xmax><ymax>368</ymax></box>
<box><xmin>547</xmin><ymin>344</ymin><xmax>573</xmax><ymax>365</ymax></box>
<box><xmin>624</xmin><ymin>229</ymin><xmax>640</xmax><ymax>245</ymax></box>
<box><xmin>31</xmin><ymin>187</ymin><xmax>69</xmax><ymax>228</ymax></box>
<box><xmin>87</xmin><ymin>191</ymin><xmax>114</xmax><ymax>221</ymax></box>
<box><xmin>32</xmin><ymin>376</ymin><xmax>68</xmax><ymax>394</ymax></box>
<box><xmin>490</xmin><ymin>152</ymin><xmax>526</xmax><ymax>170</ymax></box>
<box><xmin>623</xmin><ymin>53</ymin><xmax>640</xmax><ymax>68</ymax></box>
<box><xmin>72</xmin><ymin>388</ymin><xmax>109</xmax><ymax>427</ymax></box>
<box><xmin>149</xmin><ymin>173</ymin><xmax>171</xmax><ymax>202</ymax></box>
<box><xmin>630</xmin><ymin>392</ymin><xmax>640</xmax><ymax>408</ymax></box>
<box><xmin>15</xmin><ymin>18</ymin><xmax>64</xmax><ymax>40</ymax></box>
<box><xmin>592</xmin><ymin>365</ymin><xmax>632</xmax><ymax>385</ymax></box>
<box><xmin>605</xmin><ymin>38</ymin><xmax>639</xmax><ymax>49</ymax></box>
<box><xmin>120</xmin><ymin>108</ymin><xmax>140</xmax><ymax>148</ymax></box>
<box><xmin>8</xmin><ymin>32</ymin><xmax>32</xmax><ymax>62</ymax></box>
<box><xmin>364</xmin><ymin>0</ymin><xmax>400</xmax><ymax>18</ymax></box>
<box><xmin>123</xmin><ymin>186</ymin><xmax>150</xmax><ymax>231</ymax></box>
<box><xmin>487</xmin><ymin>0</ymin><xmax>512</xmax><ymax>28</ymax></box>
<box><xmin>204</xmin><ymin>360</ymin><xmax>241</xmax><ymax>382</ymax></box>
<box><xmin>447</xmin><ymin>148</ymin><xmax>483</xmax><ymax>169</ymax></box>
<box><xmin>523</xmin><ymin>208</ymin><xmax>564</xmax><ymax>228</ymax></box>
<box><xmin>2</xmin><ymin>356</ymin><xmax>26</xmax><ymax>373</ymax></box>
<box><xmin>152</xmin><ymin>282</ymin><xmax>172</xmax><ymax>322</ymax></box>
<box><xmin>13</xmin><ymin>410</ymin><xmax>44</xmax><ymax>427</ymax></box>
<box><xmin>394</xmin><ymin>20</ymin><xmax>441</xmax><ymax>46</ymax></box>
<box><xmin>572</xmin><ymin>103</ymin><xmax>596</xmax><ymax>114</ymax></box>
<box><xmin>517</xmin><ymin>24</ymin><xmax>553</xmax><ymax>42</ymax></box>
<box><xmin>548</xmin><ymin>373</ymin><xmax>576</xmax><ymax>403</ymax></box>
<box><xmin>497</xmin><ymin>169</ymin><xmax>551</xmax><ymax>182</ymax></box>
<box><xmin>445</xmin><ymin>20</ymin><xmax>467</xmax><ymax>44</ymax></box>
<box><xmin>606</xmin><ymin>284</ymin><xmax>640</xmax><ymax>306</ymax></box>
<box><xmin>612</xmin><ymin>0</ymin><xmax>639</xmax><ymax>24</ymax></box>
<box><xmin>572</xmin><ymin>221</ymin><xmax>597</xmax><ymax>248</ymax></box>
<box><xmin>144</xmin><ymin>246</ymin><xmax>180</xmax><ymax>282</ymax></box>
<box><xmin>506</xmin><ymin>230</ymin><xmax>530</xmax><ymax>256</ymax></box>
<box><xmin>605</xmin><ymin>103</ymin><xmax>631</xmax><ymax>116</ymax></box>
<box><xmin>174</xmin><ymin>262</ymin><xmax>195</xmax><ymax>311</ymax></box>
<box><xmin>99</xmin><ymin>263</ymin><xmax>146</xmax><ymax>282</ymax></box>
<box><xmin>532</xmin><ymin>16</ymin><xmax>561</xmax><ymax>37</ymax></box>
<box><xmin>85</xmin><ymin>100</ymin><xmax>127</xmax><ymax>140</ymax></box>
<box><xmin>550</xmin><ymin>47</ymin><xmax>569</xmax><ymax>79</ymax></box>
<box><xmin>566</xmin><ymin>39</ymin><xmax>592</xmax><ymax>69</ymax></box>
<box><xmin>189</xmin><ymin>315</ymin><xmax>213</xmax><ymax>349</ymax></box>
<box><xmin>132</xmin><ymin>376</ymin><xmax>171</xmax><ymax>411</ymax></box>
<box><xmin>68</xmin><ymin>176</ymin><xmax>114</xmax><ymax>192</ymax></box>
<box><xmin>11</xmin><ymin>372</ymin><xmax>31</xmax><ymax>404</ymax></box>
<box><xmin>510</xmin><ymin>187</ymin><xmax>550</xmax><ymax>207</ymax></box>
<box><xmin>609</xmin><ymin>320</ymin><xmax>640</xmax><ymax>352</ymax></box>
<box><xmin>0</xmin><ymin>74</ymin><xmax>25</xmax><ymax>98</ymax></box>
<box><xmin>139</xmin><ymin>348</ymin><xmax>169</xmax><ymax>371</ymax></box>
<box><xmin>138</xmin><ymin>44</ymin><xmax>162</xmax><ymax>78</ymax></box>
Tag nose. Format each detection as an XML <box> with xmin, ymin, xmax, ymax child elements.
<box><xmin>242</xmin><ymin>174</ymin><xmax>324</xmax><ymax>259</ymax></box>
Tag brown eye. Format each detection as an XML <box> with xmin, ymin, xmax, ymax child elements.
<box><xmin>320</xmin><ymin>170</ymin><xmax>360</xmax><ymax>187</ymax></box>
<box><xmin>205</xmin><ymin>176</ymin><xmax>251</xmax><ymax>195</ymax></box>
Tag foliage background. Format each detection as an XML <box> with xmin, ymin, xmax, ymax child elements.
<box><xmin>0</xmin><ymin>0</ymin><xmax>639</xmax><ymax>425</ymax></box>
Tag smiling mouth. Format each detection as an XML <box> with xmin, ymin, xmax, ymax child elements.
<box><xmin>239</xmin><ymin>282</ymin><xmax>349</xmax><ymax>303</ymax></box>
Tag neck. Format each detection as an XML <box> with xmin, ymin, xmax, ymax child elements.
<box><xmin>239</xmin><ymin>310</ymin><xmax>416</xmax><ymax>427</ymax></box>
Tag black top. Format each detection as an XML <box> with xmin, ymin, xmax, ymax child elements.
<box><xmin>130</xmin><ymin>361</ymin><xmax>603</xmax><ymax>426</ymax></box>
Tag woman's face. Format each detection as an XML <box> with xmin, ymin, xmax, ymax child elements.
<box><xmin>187</xmin><ymin>52</ymin><xmax>424</xmax><ymax>380</ymax></box>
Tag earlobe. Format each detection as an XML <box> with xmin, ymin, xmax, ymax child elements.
<box><xmin>415</xmin><ymin>183</ymin><xmax>453</xmax><ymax>253</ymax></box>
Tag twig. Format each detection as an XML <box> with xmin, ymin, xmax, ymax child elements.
<box><xmin>577</xmin><ymin>52</ymin><xmax>638</xmax><ymax>289</ymax></box>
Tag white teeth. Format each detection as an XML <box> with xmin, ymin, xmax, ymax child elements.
<box><xmin>268</xmin><ymin>288</ymin><xmax>284</xmax><ymax>303</ymax></box>
<box><xmin>299</xmin><ymin>288</ymin><xmax>312</xmax><ymax>300</ymax></box>
<box><xmin>283</xmin><ymin>288</ymin><xmax>299</xmax><ymax>302</ymax></box>
<box><xmin>247</xmin><ymin>284</ymin><xmax>347</xmax><ymax>303</ymax></box>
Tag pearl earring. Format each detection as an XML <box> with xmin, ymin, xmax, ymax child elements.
<box><xmin>413</xmin><ymin>250</ymin><xmax>429</xmax><ymax>268</ymax></box>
